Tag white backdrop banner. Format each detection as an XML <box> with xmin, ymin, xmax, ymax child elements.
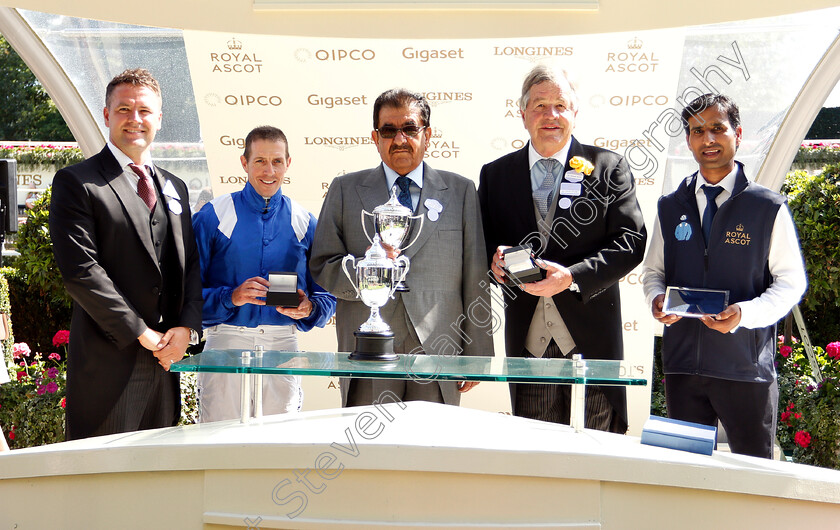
<box><xmin>183</xmin><ymin>28</ymin><xmax>686</xmax><ymax>434</ymax></box>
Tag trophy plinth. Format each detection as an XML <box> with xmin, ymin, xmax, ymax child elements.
<box><xmin>361</xmin><ymin>187</ymin><xmax>424</xmax><ymax>292</ymax></box>
<box><xmin>342</xmin><ymin>235</ymin><xmax>408</xmax><ymax>362</ymax></box>
<box><xmin>351</xmin><ymin>331</ymin><xmax>396</xmax><ymax>362</ymax></box>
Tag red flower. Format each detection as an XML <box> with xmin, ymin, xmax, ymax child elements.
<box><xmin>787</xmin><ymin>402</ymin><xmax>795</xmax><ymax>411</ymax></box>
<box><xmin>780</xmin><ymin>345</ymin><xmax>792</xmax><ymax>358</ymax></box>
<box><xmin>60</xmin><ymin>397</ymin><xmax>66</xmax><ymax>409</ymax></box>
<box><xmin>52</xmin><ymin>330</ymin><xmax>70</xmax><ymax>347</ymax></box>
<box><xmin>794</xmin><ymin>412</ymin><xmax>802</xmax><ymax>419</ymax></box>
<box><xmin>15</xmin><ymin>371</ymin><xmax>24</xmax><ymax>381</ymax></box>
<box><xmin>781</xmin><ymin>411</ymin><xmax>791</xmax><ymax>422</ymax></box>
<box><xmin>8</xmin><ymin>431</ymin><xmax>14</xmax><ymax>440</ymax></box>
<box><xmin>827</xmin><ymin>342</ymin><xmax>840</xmax><ymax>360</ymax></box>
<box><xmin>48</xmin><ymin>353</ymin><xmax>61</xmax><ymax>361</ymax></box>
<box><xmin>795</xmin><ymin>430</ymin><xmax>812</xmax><ymax>448</ymax></box>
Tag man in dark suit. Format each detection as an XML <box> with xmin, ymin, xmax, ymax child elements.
<box><xmin>50</xmin><ymin>68</ymin><xmax>202</xmax><ymax>440</ymax></box>
<box><xmin>310</xmin><ymin>88</ymin><xmax>493</xmax><ymax>407</ymax></box>
<box><xmin>478</xmin><ymin>65</ymin><xmax>646</xmax><ymax>433</ymax></box>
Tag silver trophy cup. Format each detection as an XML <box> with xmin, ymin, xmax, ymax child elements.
<box><xmin>341</xmin><ymin>235</ymin><xmax>410</xmax><ymax>361</ymax></box>
<box><xmin>361</xmin><ymin>186</ymin><xmax>424</xmax><ymax>292</ymax></box>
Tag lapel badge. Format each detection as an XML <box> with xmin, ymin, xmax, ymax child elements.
<box><xmin>162</xmin><ymin>179</ymin><xmax>180</xmax><ymax>199</ymax></box>
<box><xmin>424</xmin><ymin>198</ymin><xmax>442</xmax><ymax>222</ymax></box>
<box><xmin>559</xmin><ymin>182</ymin><xmax>582</xmax><ymax>196</ymax></box>
<box><xmin>675</xmin><ymin>214</ymin><xmax>692</xmax><ymax>241</ymax></box>
<box><xmin>564</xmin><ymin>170</ymin><xmax>584</xmax><ymax>183</ymax></box>
<box><xmin>168</xmin><ymin>199</ymin><xmax>183</xmax><ymax>215</ymax></box>
<box><xmin>558</xmin><ymin>197</ymin><xmax>572</xmax><ymax>210</ymax></box>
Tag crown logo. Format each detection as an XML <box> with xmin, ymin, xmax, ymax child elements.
<box><xmin>227</xmin><ymin>37</ymin><xmax>242</xmax><ymax>50</ymax></box>
<box><xmin>431</xmin><ymin>127</ymin><xmax>444</xmax><ymax>139</ymax></box>
<box><xmin>627</xmin><ymin>37</ymin><xmax>642</xmax><ymax>50</ymax></box>
<box><xmin>736</xmin><ymin>223</ymin><xmax>744</xmax><ymax>232</ymax></box>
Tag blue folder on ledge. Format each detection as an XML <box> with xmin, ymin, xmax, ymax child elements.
<box><xmin>641</xmin><ymin>415</ymin><xmax>717</xmax><ymax>456</ymax></box>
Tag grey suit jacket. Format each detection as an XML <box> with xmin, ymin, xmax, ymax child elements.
<box><xmin>50</xmin><ymin>146</ymin><xmax>203</xmax><ymax>439</ymax></box>
<box><xmin>310</xmin><ymin>163</ymin><xmax>494</xmax><ymax>405</ymax></box>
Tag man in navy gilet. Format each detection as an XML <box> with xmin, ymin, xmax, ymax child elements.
<box><xmin>642</xmin><ymin>93</ymin><xmax>807</xmax><ymax>458</ymax></box>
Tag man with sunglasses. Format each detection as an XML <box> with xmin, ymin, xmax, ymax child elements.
<box><xmin>310</xmin><ymin>88</ymin><xmax>493</xmax><ymax>407</ymax></box>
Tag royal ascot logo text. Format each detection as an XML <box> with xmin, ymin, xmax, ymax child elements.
<box><xmin>402</xmin><ymin>47</ymin><xmax>465</xmax><ymax>62</ymax></box>
<box><xmin>219</xmin><ymin>135</ymin><xmax>245</xmax><ymax>149</ymax></box>
<box><xmin>303</xmin><ymin>136</ymin><xmax>374</xmax><ymax>151</ymax></box>
<box><xmin>604</xmin><ymin>37</ymin><xmax>659</xmax><ymax>73</ymax></box>
<box><xmin>209</xmin><ymin>37</ymin><xmax>264</xmax><ymax>73</ymax></box>
<box><xmin>307</xmin><ymin>94</ymin><xmax>369</xmax><ymax>109</ymax></box>
<box><xmin>295</xmin><ymin>48</ymin><xmax>376</xmax><ymax>62</ymax></box>
<box><xmin>724</xmin><ymin>223</ymin><xmax>751</xmax><ymax>246</ymax></box>
<box><xmin>424</xmin><ymin>128</ymin><xmax>460</xmax><ymax>160</ymax></box>
<box><xmin>503</xmin><ymin>99</ymin><xmax>523</xmax><ymax>119</ymax></box>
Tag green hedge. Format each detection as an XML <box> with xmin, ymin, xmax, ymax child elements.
<box><xmin>784</xmin><ymin>165</ymin><xmax>840</xmax><ymax>345</ymax></box>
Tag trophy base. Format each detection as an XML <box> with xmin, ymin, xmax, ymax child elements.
<box><xmin>350</xmin><ymin>331</ymin><xmax>398</xmax><ymax>361</ymax></box>
<box><xmin>393</xmin><ymin>282</ymin><xmax>410</xmax><ymax>293</ymax></box>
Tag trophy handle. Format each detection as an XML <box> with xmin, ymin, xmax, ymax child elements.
<box><xmin>361</xmin><ymin>210</ymin><xmax>375</xmax><ymax>244</ymax></box>
<box><xmin>391</xmin><ymin>255</ymin><xmax>411</xmax><ymax>298</ymax></box>
<box><xmin>341</xmin><ymin>255</ymin><xmax>361</xmax><ymax>298</ymax></box>
<box><xmin>401</xmin><ymin>213</ymin><xmax>425</xmax><ymax>251</ymax></box>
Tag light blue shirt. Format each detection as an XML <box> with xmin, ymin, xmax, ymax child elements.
<box><xmin>383</xmin><ymin>162</ymin><xmax>424</xmax><ymax>211</ymax></box>
<box><xmin>527</xmin><ymin>140</ymin><xmax>572</xmax><ymax>196</ymax></box>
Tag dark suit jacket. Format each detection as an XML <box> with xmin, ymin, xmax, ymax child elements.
<box><xmin>478</xmin><ymin>138</ymin><xmax>647</xmax><ymax>428</ymax></box>
<box><xmin>50</xmin><ymin>146</ymin><xmax>203</xmax><ymax>439</ymax></box>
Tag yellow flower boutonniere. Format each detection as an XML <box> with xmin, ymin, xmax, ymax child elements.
<box><xmin>569</xmin><ymin>156</ymin><xmax>594</xmax><ymax>176</ymax></box>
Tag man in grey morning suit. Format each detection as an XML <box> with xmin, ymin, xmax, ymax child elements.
<box><xmin>310</xmin><ymin>88</ymin><xmax>493</xmax><ymax>406</ymax></box>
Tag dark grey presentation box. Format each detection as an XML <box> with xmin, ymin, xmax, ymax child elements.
<box><xmin>265</xmin><ymin>272</ymin><xmax>299</xmax><ymax>307</ymax></box>
<box><xmin>502</xmin><ymin>244</ymin><xmax>544</xmax><ymax>285</ymax></box>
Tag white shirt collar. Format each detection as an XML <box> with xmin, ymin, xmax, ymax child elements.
<box><xmin>694</xmin><ymin>164</ymin><xmax>738</xmax><ymax>197</ymax></box>
<box><xmin>107</xmin><ymin>141</ymin><xmax>154</xmax><ymax>174</ymax></box>
<box><xmin>527</xmin><ymin>139</ymin><xmax>572</xmax><ymax>171</ymax></box>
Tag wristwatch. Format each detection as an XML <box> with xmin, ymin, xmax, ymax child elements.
<box><xmin>188</xmin><ymin>328</ymin><xmax>201</xmax><ymax>346</ymax></box>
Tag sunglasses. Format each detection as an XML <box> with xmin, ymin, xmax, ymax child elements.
<box><xmin>376</xmin><ymin>125</ymin><xmax>426</xmax><ymax>139</ymax></box>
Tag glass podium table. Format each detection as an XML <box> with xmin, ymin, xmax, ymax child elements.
<box><xmin>172</xmin><ymin>350</ymin><xmax>647</xmax><ymax>432</ymax></box>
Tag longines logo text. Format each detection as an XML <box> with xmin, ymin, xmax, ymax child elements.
<box><xmin>210</xmin><ymin>37</ymin><xmax>264</xmax><ymax>73</ymax></box>
<box><xmin>218</xmin><ymin>175</ymin><xmax>291</xmax><ymax>185</ymax></box>
<box><xmin>307</xmin><ymin>94</ymin><xmax>369</xmax><ymax>108</ymax></box>
<box><xmin>303</xmin><ymin>136</ymin><xmax>374</xmax><ymax>151</ymax></box>
<box><xmin>402</xmin><ymin>47</ymin><xmax>464</xmax><ymax>62</ymax></box>
<box><xmin>605</xmin><ymin>37</ymin><xmax>659</xmax><ymax>73</ymax></box>
<box><xmin>492</xmin><ymin>46</ymin><xmax>573</xmax><ymax>60</ymax></box>
<box><xmin>421</xmin><ymin>92</ymin><xmax>473</xmax><ymax>107</ymax></box>
<box><xmin>424</xmin><ymin>128</ymin><xmax>460</xmax><ymax>160</ymax></box>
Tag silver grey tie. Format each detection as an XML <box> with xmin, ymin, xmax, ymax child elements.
<box><xmin>534</xmin><ymin>158</ymin><xmax>556</xmax><ymax>217</ymax></box>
